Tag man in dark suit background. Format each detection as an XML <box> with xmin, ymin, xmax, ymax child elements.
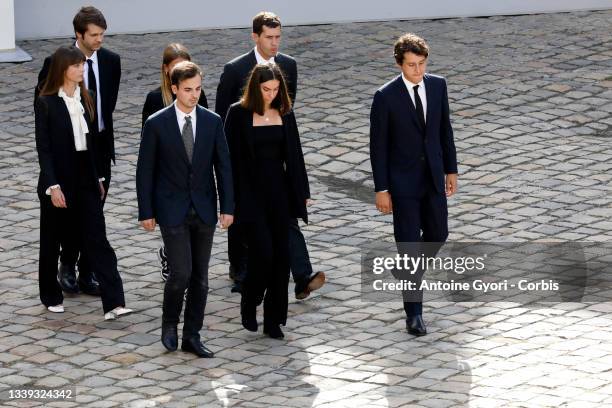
<box><xmin>35</xmin><ymin>6</ymin><xmax>121</xmax><ymax>296</ymax></box>
<box><xmin>216</xmin><ymin>11</ymin><xmax>325</xmax><ymax>299</ymax></box>
<box><xmin>369</xmin><ymin>33</ymin><xmax>458</xmax><ymax>336</ymax></box>
<box><xmin>137</xmin><ymin>61</ymin><xmax>234</xmax><ymax>358</ymax></box>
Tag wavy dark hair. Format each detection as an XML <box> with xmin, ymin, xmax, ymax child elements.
<box><xmin>394</xmin><ymin>33</ymin><xmax>429</xmax><ymax>64</ymax></box>
<box><xmin>240</xmin><ymin>63</ymin><xmax>291</xmax><ymax>116</ymax></box>
<box><xmin>39</xmin><ymin>46</ymin><xmax>95</xmax><ymax>118</ymax></box>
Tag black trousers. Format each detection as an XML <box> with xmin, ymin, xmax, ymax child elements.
<box><xmin>38</xmin><ymin>184</ymin><xmax>125</xmax><ymax>313</ymax></box>
<box><xmin>160</xmin><ymin>211</ymin><xmax>215</xmax><ymax>340</ymax></box>
<box><xmin>60</xmin><ymin>130</ymin><xmax>111</xmax><ymax>272</ymax></box>
<box><xmin>392</xmin><ymin>174</ymin><xmax>448</xmax><ymax>317</ymax></box>
<box><xmin>229</xmin><ymin>218</ymin><xmax>311</xmax><ymax>291</ymax></box>
<box><xmin>242</xmin><ymin>215</ymin><xmax>290</xmax><ymax>326</ymax></box>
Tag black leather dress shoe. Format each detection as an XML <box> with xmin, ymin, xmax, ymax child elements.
<box><xmin>406</xmin><ymin>315</ymin><xmax>427</xmax><ymax>336</ymax></box>
<box><xmin>161</xmin><ymin>325</ymin><xmax>178</xmax><ymax>351</ymax></box>
<box><xmin>78</xmin><ymin>274</ymin><xmax>101</xmax><ymax>296</ymax></box>
<box><xmin>240</xmin><ymin>299</ymin><xmax>257</xmax><ymax>332</ymax></box>
<box><xmin>181</xmin><ymin>337</ymin><xmax>214</xmax><ymax>358</ymax></box>
<box><xmin>57</xmin><ymin>264</ymin><xmax>79</xmax><ymax>294</ymax></box>
<box><xmin>263</xmin><ymin>324</ymin><xmax>284</xmax><ymax>339</ymax></box>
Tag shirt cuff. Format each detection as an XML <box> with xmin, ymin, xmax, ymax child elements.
<box><xmin>45</xmin><ymin>184</ymin><xmax>60</xmax><ymax>195</ymax></box>
<box><xmin>99</xmin><ymin>177</ymin><xmax>105</xmax><ymax>182</ymax></box>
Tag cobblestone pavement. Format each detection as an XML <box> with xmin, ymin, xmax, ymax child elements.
<box><xmin>1</xmin><ymin>9</ymin><xmax>611</xmax><ymax>408</ymax></box>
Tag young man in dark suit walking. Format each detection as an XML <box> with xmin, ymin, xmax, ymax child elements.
<box><xmin>216</xmin><ymin>11</ymin><xmax>324</xmax><ymax>299</ymax></box>
<box><xmin>370</xmin><ymin>33</ymin><xmax>458</xmax><ymax>336</ymax></box>
<box><xmin>36</xmin><ymin>6</ymin><xmax>121</xmax><ymax>296</ymax></box>
<box><xmin>137</xmin><ymin>61</ymin><xmax>234</xmax><ymax>357</ymax></box>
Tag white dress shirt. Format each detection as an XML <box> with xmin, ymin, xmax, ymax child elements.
<box><xmin>254</xmin><ymin>46</ymin><xmax>276</xmax><ymax>64</ymax></box>
<box><xmin>175</xmin><ymin>102</ymin><xmax>196</xmax><ymax>141</ymax></box>
<box><xmin>76</xmin><ymin>41</ymin><xmax>105</xmax><ymax>131</ymax></box>
<box><xmin>402</xmin><ymin>74</ymin><xmax>427</xmax><ymax>123</ymax></box>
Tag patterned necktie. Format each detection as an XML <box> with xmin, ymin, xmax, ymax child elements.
<box><xmin>413</xmin><ymin>84</ymin><xmax>426</xmax><ymax>132</ymax></box>
<box><xmin>182</xmin><ymin>115</ymin><xmax>194</xmax><ymax>163</ymax></box>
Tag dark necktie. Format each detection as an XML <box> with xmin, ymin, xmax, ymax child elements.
<box><xmin>182</xmin><ymin>116</ymin><xmax>194</xmax><ymax>163</ymax></box>
<box><xmin>413</xmin><ymin>84</ymin><xmax>426</xmax><ymax>131</ymax></box>
<box><xmin>86</xmin><ymin>59</ymin><xmax>97</xmax><ymax>95</ymax></box>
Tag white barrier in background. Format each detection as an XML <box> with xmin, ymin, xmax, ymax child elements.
<box><xmin>13</xmin><ymin>0</ymin><xmax>612</xmax><ymax>40</ymax></box>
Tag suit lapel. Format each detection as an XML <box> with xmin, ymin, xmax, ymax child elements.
<box><xmin>395</xmin><ymin>76</ymin><xmax>423</xmax><ymax>132</ymax></box>
<box><xmin>423</xmin><ymin>74</ymin><xmax>434</xmax><ymax>137</ymax></box>
<box><xmin>164</xmin><ymin>107</ymin><xmax>190</xmax><ymax>165</ymax></box>
<box><xmin>96</xmin><ymin>48</ymin><xmax>109</xmax><ymax>114</ymax></box>
<box><xmin>192</xmin><ymin>106</ymin><xmax>207</xmax><ymax>167</ymax></box>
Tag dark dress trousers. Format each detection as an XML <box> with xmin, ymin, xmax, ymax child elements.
<box><xmin>215</xmin><ymin>49</ymin><xmax>312</xmax><ymax>291</ymax></box>
<box><xmin>224</xmin><ymin>102</ymin><xmax>309</xmax><ymax>325</ymax></box>
<box><xmin>137</xmin><ymin>104</ymin><xmax>233</xmax><ymax>339</ymax></box>
<box><xmin>35</xmin><ymin>94</ymin><xmax>125</xmax><ymax>313</ymax></box>
<box><xmin>370</xmin><ymin>73</ymin><xmax>458</xmax><ymax>316</ymax></box>
<box><xmin>142</xmin><ymin>86</ymin><xmax>208</xmax><ymax>128</ymax></box>
<box><xmin>36</xmin><ymin>46</ymin><xmax>121</xmax><ymax>273</ymax></box>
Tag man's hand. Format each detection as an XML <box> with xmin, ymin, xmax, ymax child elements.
<box><xmin>445</xmin><ymin>173</ymin><xmax>458</xmax><ymax>197</ymax></box>
<box><xmin>306</xmin><ymin>198</ymin><xmax>314</xmax><ymax>207</ymax></box>
<box><xmin>219</xmin><ymin>214</ymin><xmax>234</xmax><ymax>229</ymax></box>
<box><xmin>141</xmin><ymin>218</ymin><xmax>156</xmax><ymax>231</ymax></box>
<box><xmin>375</xmin><ymin>191</ymin><xmax>393</xmax><ymax>214</ymax></box>
<box><xmin>99</xmin><ymin>181</ymin><xmax>106</xmax><ymax>201</ymax></box>
<box><xmin>50</xmin><ymin>187</ymin><xmax>67</xmax><ymax>208</ymax></box>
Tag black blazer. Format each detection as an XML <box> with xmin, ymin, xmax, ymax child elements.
<box><xmin>370</xmin><ymin>74</ymin><xmax>457</xmax><ymax>197</ymax></box>
<box><xmin>137</xmin><ymin>105</ymin><xmax>234</xmax><ymax>227</ymax></box>
<box><xmin>35</xmin><ymin>94</ymin><xmax>100</xmax><ymax>205</ymax></box>
<box><xmin>215</xmin><ymin>49</ymin><xmax>297</xmax><ymax>121</ymax></box>
<box><xmin>36</xmin><ymin>47</ymin><xmax>121</xmax><ymax>162</ymax></box>
<box><xmin>224</xmin><ymin>102</ymin><xmax>310</xmax><ymax>224</ymax></box>
<box><xmin>142</xmin><ymin>86</ymin><xmax>208</xmax><ymax>128</ymax></box>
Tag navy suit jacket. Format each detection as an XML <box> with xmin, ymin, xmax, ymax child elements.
<box><xmin>370</xmin><ymin>74</ymin><xmax>457</xmax><ymax>197</ymax></box>
<box><xmin>136</xmin><ymin>104</ymin><xmax>234</xmax><ymax>227</ymax></box>
<box><xmin>215</xmin><ymin>49</ymin><xmax>297</xmax><ymax>121</ymax></box>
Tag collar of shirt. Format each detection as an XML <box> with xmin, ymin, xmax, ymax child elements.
<box><xmin>401</xmin><ymin>74</ymin><xmax>425</xmax><ymax>94</ymax></box>
<box><xmin>254</xmin><ymin>46</ymin><xmax>276</xmax><ymax>64</ymax></box>
<box><xmin>174</xmin><ymin>101</ymin><xmax>197</xmax><ymax>141</ymax></box>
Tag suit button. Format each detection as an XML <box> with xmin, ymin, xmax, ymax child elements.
<box><xmin>420</xmin><ymin>156</ymin><xmax>425</xmax><ymax>161</ymax></box>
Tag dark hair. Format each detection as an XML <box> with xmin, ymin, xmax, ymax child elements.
<box><xmin>394</xmin><ymin>33</ymin><xmax>429</xmax><ymax>64</ymax></box>
<box><xmin>40</xmin><ymin>46</ymin><xmax>95</xmax><ymax>118</ymax></box>
<box><xmin>161</xmin><ymin>43</ymin><xmax>192</xmax><ymax>105</ymax></box>
<box><xmin>73</xmin><ymin>6</ymin><xmax>107</xmax><ymax>35</ymax></box>
<box><xmin>240</xmin><ymin>63</ymin><xmax>291</xmax><ymax>116</ymax></box>
<box><xmin>252</xmin><ymin>11</ymin><xmax>281</xmax><ymax>35</ymax></box>
<box><xmin>170</xmin><ymin>61</ymin><xmax>202</xmax><ymax>86</ymax></box>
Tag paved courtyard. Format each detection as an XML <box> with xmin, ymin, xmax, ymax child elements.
<box><xmin>1</xmin><ymin>9</ymin><xmax>611</xmax><ymax>407</ymax></box>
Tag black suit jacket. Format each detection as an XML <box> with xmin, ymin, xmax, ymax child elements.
<box><xmin>142</xmin><ymin>86</ymin><xmax>208</xmax><ymax>128</ymax></box>
<box><xmin>370</xmin><ymin>74</ymin><xmax>457</xmax><ymax>197</ymax></box>
<box><xmin>35</xmin><ymin>95</ymin><xmax>100</xmax><ymax>205</ymax></box>
<box><xmin>215</xmin><ymin>49</ymin><xmax>297</xmax><ymax>121</ymax></box>
<box><xmin>137</xmin><ymin>105</ymin><xmax>234</xmax><ymax>227</ymax></box>
<box><xmin>36</xmin><ymin>47</ymin><xmax>121</xmax><ymax>163</ymax></box>
<box><xmin>224</xmin><ymin>102</ymin><xmax>310</xmax><ymax>224</ymax></box>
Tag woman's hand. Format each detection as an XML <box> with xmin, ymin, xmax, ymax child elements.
<box><xmin>50</xmin><ymin>187</ymin><xmax>67</xmax><ymax>208</ymax></box>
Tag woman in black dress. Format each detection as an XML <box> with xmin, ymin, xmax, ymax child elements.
<box><xmin>35</xmin><ymin>45</ymin><xmax>131</xmax><ymax>320</ymax></box>
<box><xmin>225</xmin><ymin>63</ymin><xmax>310</xmax><ymax>339</ymax></box>
<box><xmin>141</xmin><ymin>43</ymin><xmax>209</xmax><ymax>281</ymax></box>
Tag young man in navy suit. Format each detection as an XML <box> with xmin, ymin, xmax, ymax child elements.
<box><xmin>216</xmin><ymin>11</ymin><xmax>324</xmax><ymax>299</ymax></box>
<box><xmin>137</xmin><ymin>61</ymin><xmax>234</xmax><ymax>357</ymax></box>
<box><xmin>370</xmin><ymin>33</ymin><xmax>458</xmax><ymax>336</ymax></box>
<box><xmin>36</xmin><ymin>6</ymin><xmax>121</xmax><ymax>296</ymax></box>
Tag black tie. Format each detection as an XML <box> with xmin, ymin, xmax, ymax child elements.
<box><xmin>87</xmin><ymin>59</ymin><xmax>97</xmax><ymax>95</ymax></box>
<box><xmin>413</xmin><ymin>85</ymin><xmax>426</xmax><ymax>131</ymax></box>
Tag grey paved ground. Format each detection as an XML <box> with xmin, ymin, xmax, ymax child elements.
<box><xmin>1</xmin><ymin>9</ymin><xmax>612</xmax><ymax>408</ymax></box>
